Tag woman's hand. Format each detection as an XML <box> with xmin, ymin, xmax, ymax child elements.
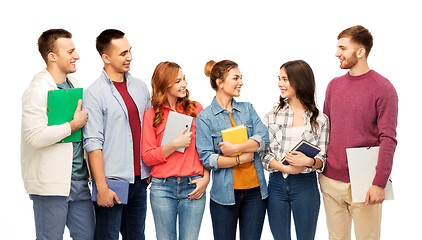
<box><xmin>269</xmin><ymin>158</ymin><xmax>306</xmax><ymax>174</ymax></box>
<box><xmin>188</xmin><ymin>171</ymin><xmax>210</xmax><ymax>199</ymax></box>
<box><xmin>218</xmin><ymin>142</ymin><xmax>239</xmax><ymax>157</ymax></box>
<box><xmin>172</xmin><ymin>126</ymin><xmax>192</xmax><ymax>149</ymax></box>
<box><xmin>162</xmin><ymin>126</ymin><xmax>193</xmax><ymax>158</ymax></box>
<box><xmin>285</xmin><ymin>151</ymin><xmax>314</xmax><ymax>167</ymax></box>
<box><xmin>239</xmin><ymin>152</ymin><xmax>255</xmax><ymax>164</ymax></box>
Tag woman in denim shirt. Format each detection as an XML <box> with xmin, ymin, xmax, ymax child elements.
<box><xmin>196</xmin><ymin>60</ymin><xmax>269</xmax><ymax>240</ymax></box>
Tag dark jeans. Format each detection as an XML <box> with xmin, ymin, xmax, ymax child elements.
<box><xmin>210</xmin><ymin>187</ymin><xmax>267</xmax><ymax>240</ymax></box>
<box><xmin>94</xmin><ymin>176</ymin><xmax>148</xmax><ymax>240</ymax></box>
<box><xmin>267</xmin><ymin>172</ymin><xmax>320</xmax><ymax>240</ymax></box>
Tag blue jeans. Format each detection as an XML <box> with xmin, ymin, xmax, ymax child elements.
<box><xmin>150</xmin><ymin>175</ymin><xmax>206</xmax><ymax>240</ymax></box>
<box><xmin>30</xmin><ymin>180</ymin><xmax>95</xmax><ymax>240</ymax></box>
<box><xmin>94</xmin><ymin>176</ymin><xmax>148</xmax><ymax>240</ymax></box>
<box><xmin>210</xmin><ymin>187</ymin><xmax>267</xmax><ymax>240</ymax></box>
<box><xmin>267</xmin><ymin>172</ymin><xmax>320</xmax><ymax>240</ymax></box>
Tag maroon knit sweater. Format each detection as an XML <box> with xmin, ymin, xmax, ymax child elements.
<box><xmin>323</xmin><ymin>70</ymin><xmax>398</xmax><ymax>188</ymax></box>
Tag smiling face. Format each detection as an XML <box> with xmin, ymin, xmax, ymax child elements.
<box><xmin>167</xmin><ymin>68</ymin><xmax>187</xmax><ymax>102</ymax></box>
<box><xmin>103</xmin><ymin>37</ymin><xmax>132</xmax><ymax>74</ymax></box>
<box><xmin>51</xmin><ymin>37</ymin><xmax>79</xmax><ymax>74</ymax></box>
<box><xmin>218</xmin><ymin>67</ymin><xmax>243</xmax><ymax>97</ymax></box>
<box><xmin>335</xmin><ymin>37</ymin><xmax>360</xmax><ymax>70</ymax></box>
<box><xmin>278</xmin><ymin>67</ymin><xmax>296</xmax><ymax>99</ymax></box>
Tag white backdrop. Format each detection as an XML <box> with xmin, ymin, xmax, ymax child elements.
<box><xmin>1</xmin><ymin>0</ymin><xmax>420</xmax><ymax>239</ymax></box>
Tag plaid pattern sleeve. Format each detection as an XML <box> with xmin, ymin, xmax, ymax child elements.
<box><xmin>260</xmin><ymin>111</ymin><xmax>276</xmax><ymax>171</ymax></box>
<box><xmin>313</xmin><ymin>114</ymin><xmax>330</xmax><ymax>173</ymax></box>
<box><xmin>259</xmin><ymin>106</ymin><xmax>292</xmax><ymax>173</ymax></box>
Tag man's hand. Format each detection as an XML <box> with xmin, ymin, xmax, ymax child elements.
<box><xmin>145</xmin><ymin>176</ymin><xmax>152</xmax><ymax>185</ymax></box>
<box><xmin>69</xmin><ymin>99</ymin><xmax>88</xmax><ymax>132</ymax></box>
<box><xmin>96</xmin><ymin>186</ymin><xmax>121</xmax><ymax>207</ymax></box>
<box><xmin>365</xmin><ymin>185</ymin><xmax>385</xmax><ymax>205</ymax></box>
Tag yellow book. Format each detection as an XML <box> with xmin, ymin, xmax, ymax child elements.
<box><xmin>221</xmin><ymin>124</ymin><xmax>248</xmax><ymax>157</ymax></box>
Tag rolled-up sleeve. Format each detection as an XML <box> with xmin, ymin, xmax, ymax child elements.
<box><xmin>249</xmin><ymin>103</ymin><xmax>269</xmax><ymax>152</ymax></box>
<box><xmin>195</xmin><ymin>112</ymin><xmax>219</xmax><ymax>171</ymax></box>
<box><xmin>258</xmin><ymin>112</ymin><xmax>276</xmax><ymax>172</ymax></box>
<box><xmin>82</xmin><ymin>89</ymin><xmax>104</xmax><ymax>153</ymax></box>
<box><xmin>315</xmin><ymin>114</ymin><xmax>330</xmax><ymax>173</ymax></box>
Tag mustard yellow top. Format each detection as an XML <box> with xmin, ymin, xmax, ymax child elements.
<box><xmin>229</xmin><ymin>111</ymin><xmax>260</xmax><ymax>189</ymax></box>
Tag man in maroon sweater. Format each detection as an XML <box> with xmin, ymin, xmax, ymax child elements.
<box><xmin>320</xmin><ymin>25</ymin><xmax>398</xmax><ymax>240</ymax></box>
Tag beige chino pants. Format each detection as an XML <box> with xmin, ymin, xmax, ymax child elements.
<box><xmin>319</xmin><ymin>174</ymin><xmax>382</xmax><ymax>240</ymax></box>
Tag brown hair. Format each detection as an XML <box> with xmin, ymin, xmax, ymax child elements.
<box><xmin>277</xmin><ymin>60</ymin><xmax>319</xmax><ymax>133</ymax></box>
<box><xmin>96</xmin><ymin>29</ymin><xmax>125</xmax><ymax>55</ymax></box>
<box><xmin>204</xmin><ymin>60</ymin><xmax>238</xmax><ymax>91</ymax></box>
<box><xmin>338</xmin><ymin>25</ymin><xmax>373</xmax><ymax>57</ymax></box>
<box><xmin>38</xmin><ymin>29</ymin><xmax>72</xmax><ymax>63</ymax></box>
<box><xmin>151</xmin><ymin>61</ymin><xmax>197</xmax><ymax>127</ymax></box>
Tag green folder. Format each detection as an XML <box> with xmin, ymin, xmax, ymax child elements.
<box><xmin>47</xmin><ymin>88</ymin><xmax>83</xmax><ymax>143</ymax></box>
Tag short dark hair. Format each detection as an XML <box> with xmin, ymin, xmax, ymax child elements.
<box><xmin>38</xmin><ymin>29</ymin><xmax>72</xmax><ymax>63</ymax></box>
<box><xmin>338</xmin><ymin>25</ymin><xmax>373</xmax><ymax>57</ymax></box>
<box><xmin>96</xmin><ymin>29</ymin><xmax>125</xmax><ymax>55</ymax></box>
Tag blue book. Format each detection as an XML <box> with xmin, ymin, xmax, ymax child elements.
<box><xmin>91</xmin><ymin>178</ymin><xmax>129</xmax><ymax>204</ymax></box>
<box><xmin>282</xmin><ymin>140</ymin><xmax>321</xmax><ymax>165</ymax></box>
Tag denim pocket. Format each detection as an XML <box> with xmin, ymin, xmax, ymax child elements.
<box><xmin>245</xmin><ymin>120</ymin><xmax>254</xmax><ymax>137</ymax></box>
<box><xmin>211</xmin><ymin>131</ymin><xmax>223</xmax><ymax>153</ymax></box>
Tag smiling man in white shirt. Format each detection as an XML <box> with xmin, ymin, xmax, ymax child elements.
<box><xmin>21</xmin><ymin>29</ymin><xmax>94</xmax><ymax>240</ymax></box>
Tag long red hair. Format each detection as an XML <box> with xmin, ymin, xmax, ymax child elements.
<box><xmin>151</xmin><ymin>61</ymin><xmax>197</xmax><ymax>127</ymax></box>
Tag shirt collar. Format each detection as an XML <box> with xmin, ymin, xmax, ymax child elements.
<box><xmin>101</xmin><ymin>68</ymin><xmax>131</xmax><ymax>85</ymax></box>
<box><xmin>211</xmin><ymin>97</ymin><xmax>241</xmax><ymax>115</ymax></box>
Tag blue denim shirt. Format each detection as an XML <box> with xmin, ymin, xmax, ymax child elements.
<box><xmin>83</xmin><ymin>70</ymin><xmax>151</xmax><ymax>183</ymax></box>
<box><xmin>196</xmin><ymin>97</ymin><xmax>269</xmax><ymax>205</ymax></box>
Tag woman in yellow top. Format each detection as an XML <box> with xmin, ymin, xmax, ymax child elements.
<box><xmin>195</xmin><ymin>60</ymin><xmax>270</xmax><ymax>240</ymax></box>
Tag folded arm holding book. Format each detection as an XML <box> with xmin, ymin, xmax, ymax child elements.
<box><xmin>23</xmin><ymin>92</ymin><xmax>87</xmax><ymax>149</ymax></box>
<box><xmin>267</xmin><ymin>152</ymin><xmax>323</xmax><ymax>175</ymax></box>
<box><xmin>216</xmin><ymin>139</ymin><xmax>259</xmax><ymax>168</ymax></box>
